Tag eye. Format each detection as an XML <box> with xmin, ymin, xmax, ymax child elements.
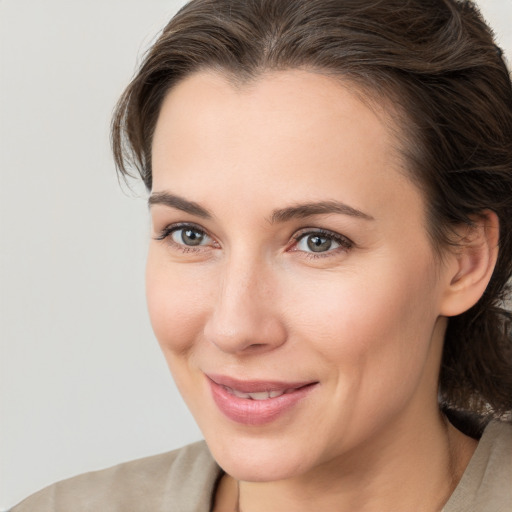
<box><xmin>171</xmin><ymin>227</ymin><xmax>209</xmax><ymax>246</ymax></box>
<box><xmin>297</xmin><ymin>233</ymin><xmax>337</xmax><ymax>253</ymax></box>
<box><xmin>292</xmin><ymin>229</ymin><xmax>353</xmax><ymax>255</ymax></box>
<box><xmin>154</xmin><ymin>223</ymin><xmax>215</xmax><ymax>251</ymax></box>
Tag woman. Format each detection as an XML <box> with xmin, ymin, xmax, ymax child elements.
<box><xmin>12</xmin><ymin>0</ymin><xmax>512</xmax><ymax>511</ymax></box>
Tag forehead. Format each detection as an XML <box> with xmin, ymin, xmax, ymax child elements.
<box><xmin>153</xmin><ymin>69</ymin><xmax>399</xmax><ymax>143</ymax></box>
<box><xmin>151</xmin><ymin>69</ymin><xmax>424</xmax><ymax>227</ymax></box>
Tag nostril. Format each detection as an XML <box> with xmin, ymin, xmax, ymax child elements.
<box><xmin>247</xmin><ymin>342</ymin><xmax>269</xmax><ymax>351</ymax></box>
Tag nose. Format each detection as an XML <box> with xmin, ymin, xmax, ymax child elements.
<box><xmin>203</xmin><ymin>255</ymin><xmax>287</xmax><ymax>355</ymax></box>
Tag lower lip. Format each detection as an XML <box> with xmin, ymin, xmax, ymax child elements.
<box><xmin>208</xmin><ymin>379</ymin><xmax>317</xmax><ymax>426</ymax></box>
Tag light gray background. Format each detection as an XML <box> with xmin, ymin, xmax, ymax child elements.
<box><xmin>1</xmin><ymin>0</ymin><xmax>511</xmax><ymax>509</ymax></box>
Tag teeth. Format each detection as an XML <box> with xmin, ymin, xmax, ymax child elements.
<box><xmin>231</xmin><ymin>389</ymin><xmax>251</xmax><ymax>399</ymax></box>
<box><xmin>247</xmin><ymin>391</ymin><xmax>272</xmax><ymax>400</ymax></box>
<box><xmin>225</xmin><ymin>387</ymin><xmax>287</xmax><ymax>400</ymax></box>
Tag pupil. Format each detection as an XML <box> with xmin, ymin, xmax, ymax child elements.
<box><xmin>183</xmin><ymin>229</ymin><xmax>204</xmax><ymax>246</ymax></box>
<box><xmin>307</xmin><ymin>235</ymin><xmax>331</xmax><ymax>252</ymax></box>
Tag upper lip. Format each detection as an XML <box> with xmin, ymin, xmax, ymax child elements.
<box><xmin>206</xmin><ymin>374</ymin><xmax>317</xmax><ymax>393</ymax></box>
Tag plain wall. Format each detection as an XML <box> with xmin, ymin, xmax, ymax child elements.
<box><xmin>1</xmin><ymin>0</ymin><xmax>511</xmax><ymax>509</ymax></box>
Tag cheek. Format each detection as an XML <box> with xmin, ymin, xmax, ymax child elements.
<box><xmin>145</xmin><ymin>251</ymin><xmax>211</xmax><ymax>355</ymax></box>
<box><xmin>285</xmin><ymin>257</ymin><xmax>439</xmax><ymax>379</ymax></box>
<box><xmin>287</xmin><ymin>263</ymin><xmax>440</xmax><ymax>441</ymax></box>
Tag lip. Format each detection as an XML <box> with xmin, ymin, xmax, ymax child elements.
<box><xmin>206</xmin><ymin>374</ymin><xmax>318</xmax><ymax>426</ymax></box>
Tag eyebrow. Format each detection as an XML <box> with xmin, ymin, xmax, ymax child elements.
<box><xmin>148</xmin><ymin>192</ymin><xmax>212</xmax><ymax>219</ymax></box>
<box><xmin>269</xmin><ymin>201</ymin><xmax>374</xmax><ymax>223</ymax></box>
<box><xmin>148</xmin><ymin>192</ymin><xmax>374</xmax><ymax>223</ymax></box>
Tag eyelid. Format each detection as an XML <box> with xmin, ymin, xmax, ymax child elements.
<box><xmin>290</xmin><ymin>227</ymin><xmax>354</xmax><ymax>255</ymax></box>
<box><xmin>153</xmin><ymin>222</ymin><xmax>353</xmax><ymax>258</ymax></box>
<box><xmin>154</xmin><ymin>222</ymin><xmax>218</xmax><ymax>252</ymax></box>
<box><xmin>154</xmin><ymin>221</ymin><xmax>205</xmax><ymax>238</ymax></box>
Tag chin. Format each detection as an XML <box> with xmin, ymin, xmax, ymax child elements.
<box><xmin>204</xmin><ymin>431</ymin><xmax>318</xmax><ymax>482</ymax></box>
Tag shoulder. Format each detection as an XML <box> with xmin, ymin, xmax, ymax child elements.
<box><xmin>445</xmin><ymin>420</ymin><xmax>512</xmax><ymax>512</ymax></box>
<box><xmin>472</xmin><ymin>420</ymin><xmax>512</xmax><ymax>486</ymax></box>
<box><xmin>10</xmin><ymin>441</ymin><xmax>221</xmax><ymax>512</ymax></box>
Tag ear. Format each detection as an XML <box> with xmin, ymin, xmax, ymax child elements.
<box><xmin>439</xmin><ymin>210</ymin><xmax>499</xmax><ymax>317</ymax></box>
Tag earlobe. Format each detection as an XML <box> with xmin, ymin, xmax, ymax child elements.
<box><xmin>440</xmin><ymin>210</ymin><xmax>500</xmax><ymax>317</ymax></box>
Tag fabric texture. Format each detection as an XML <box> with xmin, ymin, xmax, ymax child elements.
<box><xmin>11</xmin><ymin>421</ymin><xmax>512</xmax><ymax>512</ymax></box>
<box><xmin>443</xmin><ymin>421</ymin><xmax>512</xmax><ymax>512</ymax></box>
<box><xmin>10</xmin><ymin>441</ymin><xmax>220</xmax><ymax>512</ymax></box>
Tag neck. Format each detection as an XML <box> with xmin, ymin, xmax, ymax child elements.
<box><xmin>223</xmin><ymin>410</ymin><xmax>476</xmax><ymax>512</ymax></box>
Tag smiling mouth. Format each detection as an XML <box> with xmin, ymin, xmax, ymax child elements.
<box><xmin>206</xmin><ymin>374</ymin><xmax>318</xmax><ymax>425</ymax></box>
<box><xmin>222</xmin><ymin>385</ymin><xmax>305</xmax><ymax>400</ymax></box>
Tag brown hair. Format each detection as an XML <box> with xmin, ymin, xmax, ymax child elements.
<box><xmin>111</xmin><ymin>0</ymin><xmax>512</xmax><ymax>428</ymax></box>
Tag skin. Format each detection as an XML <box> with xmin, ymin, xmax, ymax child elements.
<box><xmin>147</xmin><ymin>70</ymin><xmax>494</xmax><ymax>511</ymax></box>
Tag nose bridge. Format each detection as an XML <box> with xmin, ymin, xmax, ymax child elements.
<box><xmin>204</xmin><ymin>248</ymin><xmax>285</xmax><ymax>354</ymax></box>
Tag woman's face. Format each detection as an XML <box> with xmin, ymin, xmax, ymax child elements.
<box><xmin>147</xmin><ymin>70</ymin><xmax>453</xmax><ymax>481</ymax></box>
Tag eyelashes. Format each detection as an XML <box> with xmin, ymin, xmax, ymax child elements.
<box><xmin>291</xmin><ymin>228</ymin><xmax>353</xmax><ymax>257</ymax></box>
<box><xmin>154</xmin><ymin>223</ymin><xmax>353</xmax><ymax>258</ymax></box>
<box><xmin>154</xmin><ymin>223</ymin><xmax>215</xmax><ymax>253</ymax></box>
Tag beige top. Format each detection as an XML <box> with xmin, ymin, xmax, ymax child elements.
<box><xmin>11</xmin><ymin>421</ymin><xmax>512</xmax><ymax>512</ymax></box>
<box><xmin>443</xmin><ymin>421</ymin><xmax>512</xmax><ymax>512</ymax></box>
